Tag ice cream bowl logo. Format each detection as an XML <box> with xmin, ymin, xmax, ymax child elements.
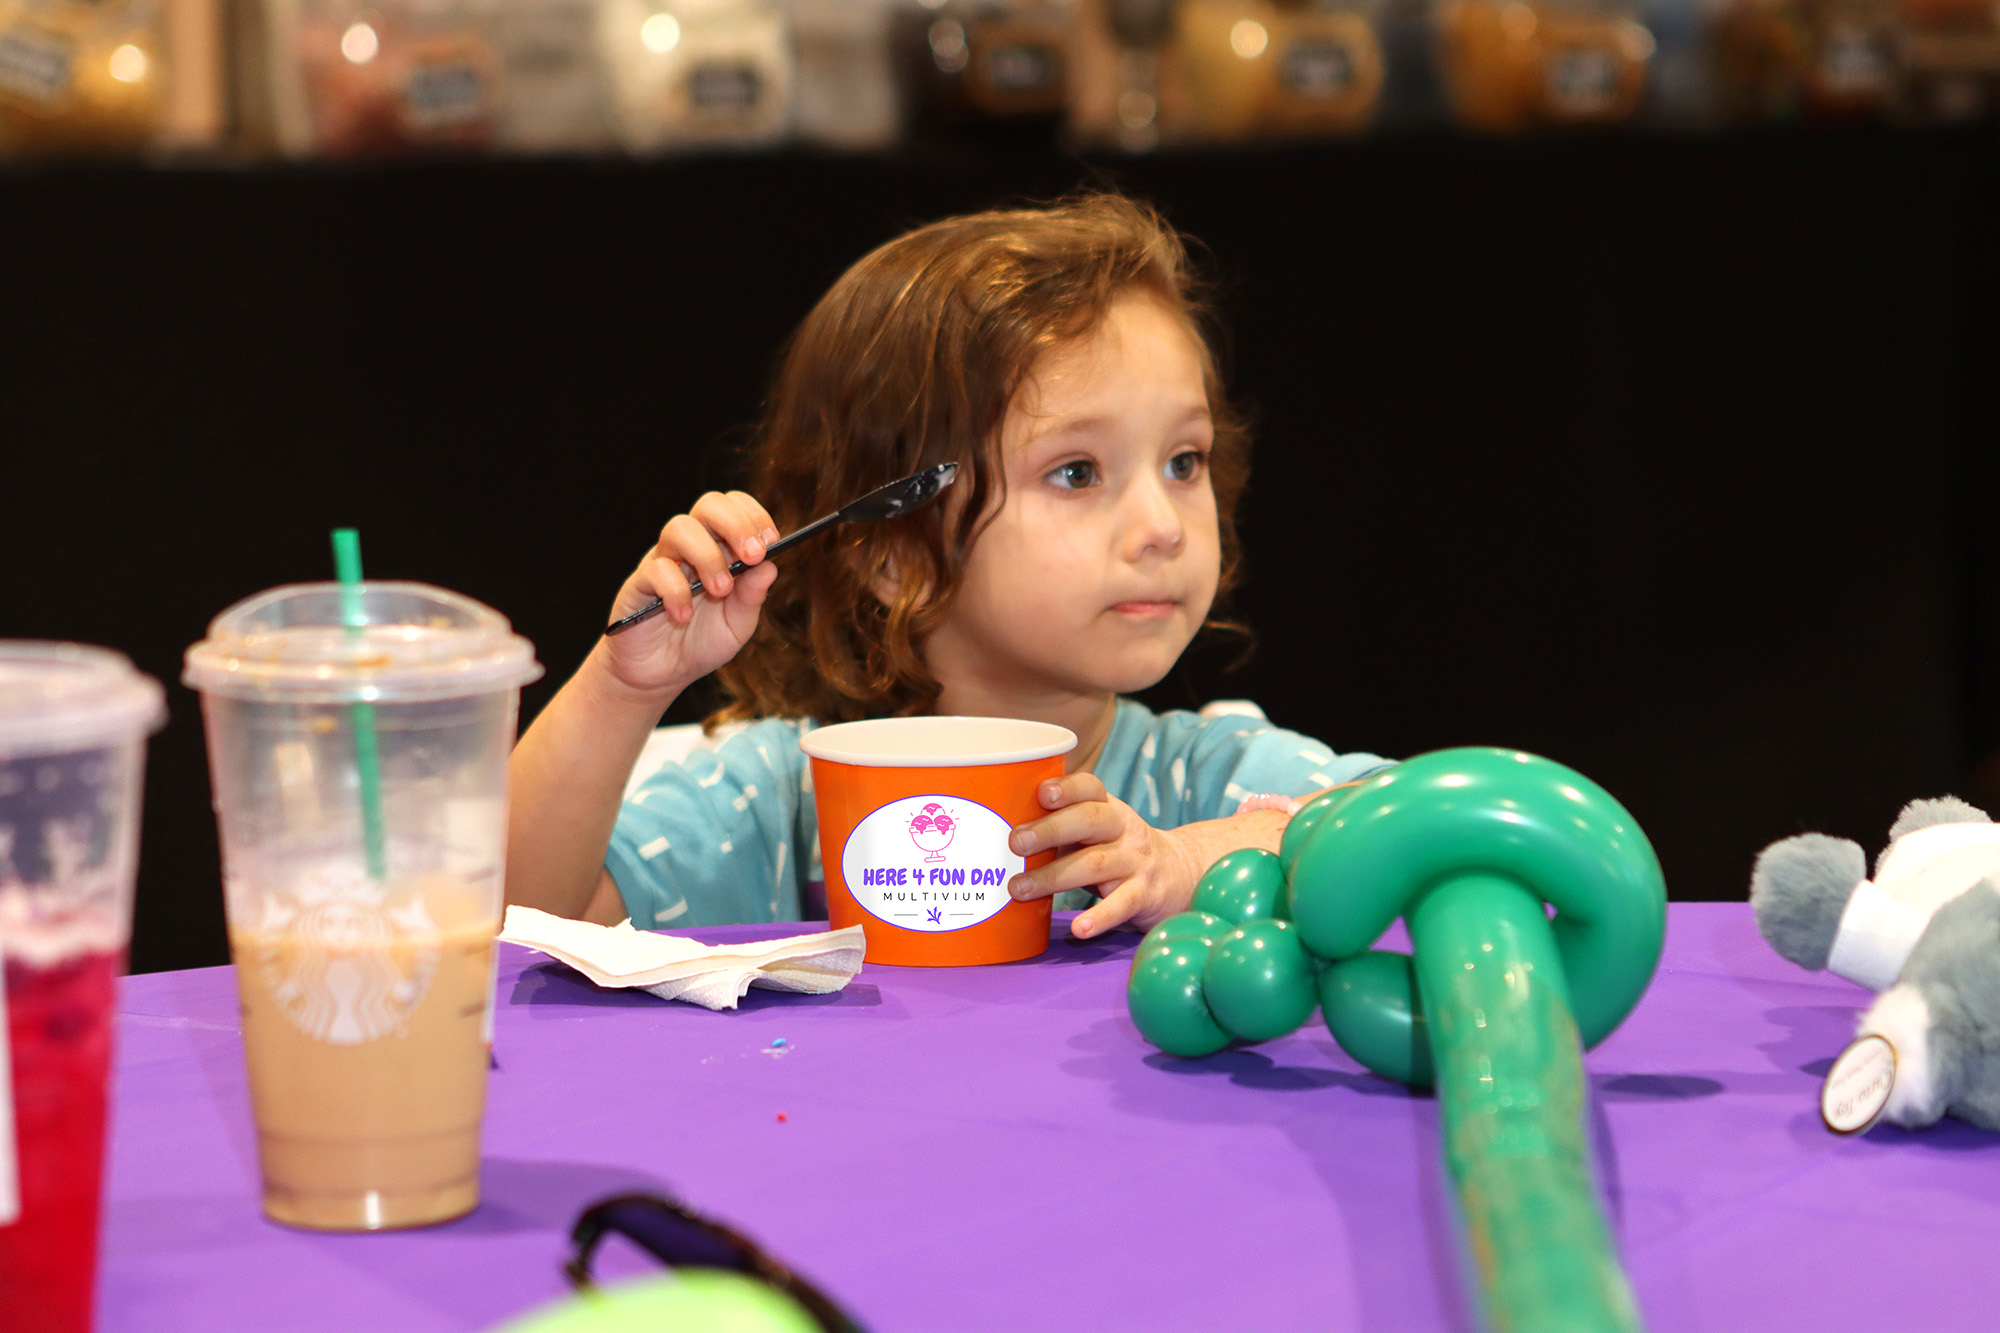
<box><xmin>251</xmin><ymin>879</ymin><xmax>439</xmax><ymax>1045</ymax></box>
<box><xmin>908</xmin><ymin>802</ymin><xmax>957</xmax><ymax>862</ymax></box>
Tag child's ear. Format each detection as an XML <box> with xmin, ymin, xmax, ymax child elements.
<box><xmin>854</xmin><ymin>541</ymin><xmax>899</xmax><ymax>607</ymax></box>
<box><xmin>862</xmin><ymin>534</ymin><xmax>936</xmax><ymax>609</ymax></box>
<box><xmin>868</xmin><ymin>557</ymin><xmax>899</xmax><ymax>607</ymax></box>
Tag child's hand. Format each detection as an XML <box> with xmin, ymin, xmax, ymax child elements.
<box><xmin>600</xmin><ymin>491</ymin><xmax>782</xmax><ymax>698</ymax></box>
<box><xmin>1005</xmin><ymin>774</ymin><xmax>1204</xmax><ymax>941</ymax></box>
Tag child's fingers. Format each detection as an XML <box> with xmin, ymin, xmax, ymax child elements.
<box><xmin>657</xmin><ymin>512</ymin><xmax>739</xmax><ymax>599</ymax></box>
<box><xmin>723</xmin><ymin>490</ymin><xmax>780</xmax><ymax>551</ymax></box>
<box><xmin>1009</xmin><ymin>799</ymin><xmax>1122</xmax><ymax>857</ymax></box>
<box><xmin>1074</xmin><ymin>876</ymin><xmax>1189</xmax><ymax>940</ymax></box>
<box><xmin>636</xmin><ymin>555</ymin><xmax>695</xmax><ymax>624</ymax></box>
<box><xmin>736</xmin><ymin>558</ymin><xmax>778</xmax><ymax>598</ymax></box>
<box><xmin>1072</xmin><ymin>885</ymin><xmax>1145</xmax><ymax>940</ymax></box>
<box><xmin>1034</xmin><ymin>772</ymin><xmax>1108</xmax><ymax>810</ymax></box>
<box><xmin>1008</xmin><ymin>840</ymin><xmax>1133</xmax><ymax>902</ymax></box>
<box><xmin>690</xmin><ymin>491</ymin><xmax>775</xmax><ymax>566</ymax></box>
<box><xmin>721</xmin><ymin>560</ymin><xmax>778</xmax><ymax>626</ymax></box>
<box><xmin>1010</xmin><ymin>776</ymin><xmax>1115</xmax><ymax>857</ymax></box>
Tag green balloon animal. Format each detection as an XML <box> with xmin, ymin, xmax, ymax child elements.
<box><xmin>1128</xmin><ymin>748</ymin><xmax>1666</xmax><ymax>1333</ymax></box>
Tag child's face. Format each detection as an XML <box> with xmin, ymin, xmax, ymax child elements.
<box><xmin>927</xmin><ymin>291</ymin><xmax>1222</xmax><ymax>703</ymax></box>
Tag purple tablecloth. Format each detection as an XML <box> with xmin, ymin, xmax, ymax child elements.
<box><xmin>100</xmin><ymin>904</ymin><xmax>1996</xmax><ymax>1331</ymax></box>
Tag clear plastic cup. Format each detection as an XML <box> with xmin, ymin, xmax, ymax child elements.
<box><xmin>183</xmin><ymin>582</ymin><xmax>541</xmax><ymax>1231</ymax></box>
<box><xmin>0</xmin><ymin>644</ymin><xmax>165</xmax><ymax>1333</ymax></box>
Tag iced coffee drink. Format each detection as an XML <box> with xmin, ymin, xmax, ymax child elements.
<box><xmin>231</xmin><ymin>872</ymin><xmax>498</xmax><ymax>1229</ymax></box>
<box><xmin>185</xmin><ymin>580</ymin><xmax>540</xmax><ymax>1232</ymax></box>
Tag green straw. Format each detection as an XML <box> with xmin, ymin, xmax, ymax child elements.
<box><xmin>332</xmin><ymin>528</ymin><xmax>389</xmax><ymax>883</ymax></box>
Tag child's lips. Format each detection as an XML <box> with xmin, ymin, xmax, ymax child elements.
<box><xmin>1111</xmin><ymin>599</ymin><xmax>1179</xmax><ymax>618</ymax></box>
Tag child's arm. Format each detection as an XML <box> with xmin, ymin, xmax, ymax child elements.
<box><xmin>505</xmin><ymin>492</ymin><xmax>780</xmax><ymax>924</ymax></box>
<box><xmin>1006</xmin><ymin>774</ymin><xmax>1343</xmax><ymax>940</ymax></box>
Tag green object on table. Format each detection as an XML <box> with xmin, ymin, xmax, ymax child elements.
<box><xmin>1126</xmin><ymin>747</ymin><xmax>1667</xmax><ymax>1333</ymax></box>
<box><xmin>1202</xmin><ymin>918</ymin><xmax>1316</xmax><ymax>1042</ymax></box>
<box><xmin>491</xmin><ymin>1272</ymin><xmax>821</xmax><ymax>1333</ymax></box>
<box><xmin>1277</xmin><ymin>785</ymin><xmax>1361</xmax><ymax>880</ymax></box>
<box><xmin>1127</xmin><ymin>929</ymin><xmax>1231</xmax><ymax>1058</ymax></box>
<box><xmin>1288</xmin><ymin>749</ymin><xmax>1662</xmax><ymax>1333</ymax></box>
<box><xmin>1148</xmin><ymin>910</ymin><xmax>1231</xmax><ymax>947</ymax></box>
<box><xmin>1411</xmin><ymin>873</ymin><xmax>1642</xmax><ymax>1333</ymax></box>
<box><xmin>1191</xmin><ymin>848</ymin><xmax>1290</xmax><ymax>923</ymax></box>
<box><xmin>1292</xmin><ymin>748</ymin><xmax>1665</xmax><ymax>1063</ymax></box>
<box><xmin>331</xmin><ymin>528</ymin><xmax>389</xmax><ymax>883</ymax></box>
<box><xmin>1317</xmin><ymin>949</ymin><xmax>1433</xmax><ymax>1088</ymax></box>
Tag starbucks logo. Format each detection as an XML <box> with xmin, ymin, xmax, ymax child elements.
<box><xmin>252</xmin><ymin>877</ymin><xmax>439</xmax><ymax>1045</ymax></box>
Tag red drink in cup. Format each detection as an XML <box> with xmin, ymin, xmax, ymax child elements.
<box><xmin>3</xmin><ymin>950</ymin><xmax>123</xmax><ymax>1329</ymax></box>
<box><xmin>0</xmin><ymin>645</ymin><xmax>164</xmax><ymax>1333</ymax></box>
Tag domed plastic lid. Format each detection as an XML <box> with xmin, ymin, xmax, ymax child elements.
<box><xmin>0</xmin><ymin>643</ymin><xmax>166</xmax><ymax>759</ymax></box>
<box><xmin>799</xmin><ymin>715</ymin><xmax>1076</xmax><ymax>768</ymax></box>
<box><xmin>183</xmin><ymin>581</ymin><xmax>544</xmax><ymax>704</ymax></box>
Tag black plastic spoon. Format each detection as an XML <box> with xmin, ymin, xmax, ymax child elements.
<box><xmin>603</xmin><ymin>462</ymin><xmax>960</xmax><ymax>636</ymax></box>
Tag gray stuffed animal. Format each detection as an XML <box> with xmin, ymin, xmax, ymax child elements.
<box><xmin>1750</xmin><ymin>797</ymin><xmax>2000</xmax><ymax>1131</ymax></box>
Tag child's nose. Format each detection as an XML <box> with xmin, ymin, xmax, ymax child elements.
<box><xmin>1121</xmin><ymin>477</ymin><xmax>1185</xmax><ymax>559</ymax></box>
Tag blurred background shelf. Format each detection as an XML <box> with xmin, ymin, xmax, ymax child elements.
<box><xmin>3</xmin><ymin>126</ymin><xmax>1995</xmax><ymax>972</ymax></box>
<box><xmin>14</xmin><ymin>0</ymin><xmax>2000</xmax><ymax>166</ymax></box>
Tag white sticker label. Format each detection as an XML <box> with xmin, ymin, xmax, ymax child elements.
<box><xmin>1822</xmin><ymin>1034</ymin><xmax>1897</xmax><ymax>1135</ymax></box>
<box><xmin>0</xmin><ymin>925</ymin><xmax>17</xmax><ymax>1226</ymax></box>
<box><xmin>840</xmin><ymin>794</ymin><xmax>1022</xmax><ymax>933</ymax></box>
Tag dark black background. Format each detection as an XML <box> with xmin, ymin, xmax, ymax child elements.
<box><xmin>5</xmin><ymin>125</ymin><xmax>1996</xmax><ymax>974</ymax></box>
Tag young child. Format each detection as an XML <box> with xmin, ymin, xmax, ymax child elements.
<box><xmin>505</xmin><ymin>194</ymin><xmax>1389</xmax><ymax>940</ymax></box>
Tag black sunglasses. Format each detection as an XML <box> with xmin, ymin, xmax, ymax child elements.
<box><xmin>565</xmin><ymin>1193</ymin><xmax>867</xmax><ymax>1333</ymax></box>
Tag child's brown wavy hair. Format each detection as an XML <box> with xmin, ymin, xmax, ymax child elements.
<box><xmin>710</xmin><ymin>192</ymin><xmax>1250</xmax><ymax>729</ymax></box>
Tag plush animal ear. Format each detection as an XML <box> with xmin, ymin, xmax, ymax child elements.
<box><xmin>1886</xmin><ymin>797</ymin><xmax>1993</xmax><ymax>855</ymax></box>
<box><xmin>1751</xmin><ymin>834</ymin><xmax>1867</xmax><ymax>970</ymax></box>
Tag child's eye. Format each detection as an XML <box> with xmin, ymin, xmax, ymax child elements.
<box><xmin>1046</xmin><ymin>460</ymin><xmax>1099</xmax><ymax>490</ymax></box>
<box><xmin>1165</xmin><ymin>450</ymin><xmax>1207</xmax><ymax>483</ymax></box>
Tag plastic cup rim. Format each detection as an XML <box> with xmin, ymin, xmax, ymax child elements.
<box><xmin>0</xmin><ymin>641</ymin><xmax>166</xmax><ymax>759</ymax></box>
<box><xmin>182</xmin><ymin>579</ymin><xmax>543</xmax><ymax>703</ymax></box>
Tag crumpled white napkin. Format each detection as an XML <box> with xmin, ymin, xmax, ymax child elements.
<box><xmin>500</xmin><ymin>906</ymin><xmax>865</xmax><ymax>1011</ymax></box>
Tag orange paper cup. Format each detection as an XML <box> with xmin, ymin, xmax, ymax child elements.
<box><xmin>801</xmin><ymin>716</ymin><xmax>1077</xmax><ymax>966</ymax></box>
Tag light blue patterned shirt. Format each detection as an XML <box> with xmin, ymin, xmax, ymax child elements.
<box><xmin>604</xmin><ymin>699</ymin><xmax>1392</xmax><ymax>928</ymax></box>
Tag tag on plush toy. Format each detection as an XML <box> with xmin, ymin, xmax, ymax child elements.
<box><xmin>1822</xmin><ymin>1034</ymin><xmax>1897</xmax><ymax>1134</ymax></box>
